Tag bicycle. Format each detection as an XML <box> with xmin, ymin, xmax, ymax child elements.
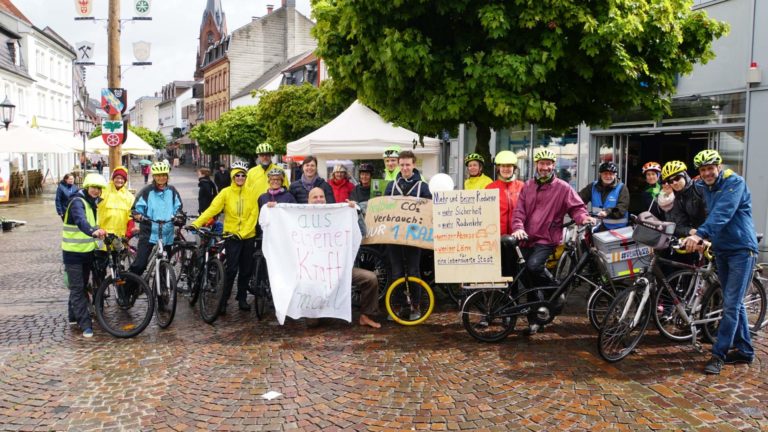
<box><xmin>461</xmin><ymin>226</ymin><xmax>607</xmax><ymax>343</ymax></box>
<box><xmin>93</xmin><ymin>234</ymin><xmax>154</xmax><ymax>338</ymax></box>
<box><xmin>248</xmin><ymin>237</ymin><xmax>273</xmax><ymax>321</ymax></box>
<box><xmin>138</xmin><ymin>217</ymin><xmax>178</xmax><ymax>329</ymax></box>
<box><xmin>384</xmin><ymin>247</ymin><xmax>435</xmax><ymax>325</ymax></box>
<box><xmin>598</xmin><ymin>237</ymin><xmax>766</xmax><ymax>362</ymax></box>
<box><xmin>170</xmin><ymin>225</ymin><xmax>227</xmax><ymax>324</ymax></box>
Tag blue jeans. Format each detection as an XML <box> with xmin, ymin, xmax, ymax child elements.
<box><xmin>712</xmin><ymin>250</ymin><xmax>756</xmax><ymax>360</ymax></box>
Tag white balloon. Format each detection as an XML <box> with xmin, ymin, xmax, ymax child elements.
<box><xmin>429</xmin><ymin>173</ymin><xmax>455</xmax><ymax>192</ymax></box>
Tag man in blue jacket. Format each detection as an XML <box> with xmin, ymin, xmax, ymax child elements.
<box><xmin>683</xmin><ymin>149</ymin><xmax>759</xmax><ymax>374</ymax></box>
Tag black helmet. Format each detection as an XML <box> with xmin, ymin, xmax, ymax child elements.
<box><xmin>598</xmin><ymin>161</ymin><xmax>618</xmax><ymax>173</ymax></box>
<box><xmin>359</xmin><ymin>163</ymin><xmax>374</xmax><ymax>173</ymax></box>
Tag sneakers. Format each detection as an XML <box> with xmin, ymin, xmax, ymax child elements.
<box><xmin>83</xmin><ymin>328</ymin><xmax>94</xmax><ymax>338</ymax></box>
<box><xmin>724</xmin><ymin>350</ymin><xmax>754</xmax><ymax>365</ymax></box>
<box><xmin>704</xmin><ymin>356</ymin><xmax>724</xmax><ymax>375</ymax></box>
<box><xmin>524</xmin><ymin>323</ymin><xmax>540</xmax><ymax>336</ymax></box>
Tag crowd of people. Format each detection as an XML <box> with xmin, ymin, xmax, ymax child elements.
<box><xmin>56</xmin><ymin>143</ymin><xmax>759</xmax><ymax>375</ymax></box>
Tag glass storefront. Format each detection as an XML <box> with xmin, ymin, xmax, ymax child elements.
<box><xmin>494</xmin><ymin>126</ymin><xmax>579</xmax><ymax>188</ymax></box>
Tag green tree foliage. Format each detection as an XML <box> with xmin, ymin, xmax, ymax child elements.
<box><xmin>311</xmin><ymin>0</ymin><xmax>728</xmax><ymax>163</ymax></box>
<box><xmin>253</xmin><ymin>81</ymin><xmax>355</xmax><ymax>154</ymax></box>
<box><xmin>189</xmin><ymin>121</ymin><xmax>227</xmax><ymax>157</ymax></box>
<box><xmin>89</xmin><ymin>124</ymin><xmax>166</xmax><ymax>149</ymax></box>
<box><xmin>216</xmin><ymin>105</ymin><xmax>267</xmax><ymax>160</ymax></box>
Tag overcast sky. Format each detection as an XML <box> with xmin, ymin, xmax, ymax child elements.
<box><xmin>14</xmin><ymin>0</ymin><xmax>312</xmax><ymax>107</ymax></box>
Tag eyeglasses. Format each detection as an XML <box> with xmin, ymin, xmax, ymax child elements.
<box><xmin>664</xmin><ymin>175</ymin><xmax>684</xmax><ymax>185</ymax></box>
<box><xmin>234</xmin><ymin>174</ymin><xmax>247</xmax><ymax>178</ymax></box>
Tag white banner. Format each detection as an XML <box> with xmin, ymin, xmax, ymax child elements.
<box><xmin>0</xmin><ymin>153</ymin><xmax>10</xmax><ymax>203</ymax></box>
<box><xmin>260</xmin><ymin>204</ymin><xmax>362</xmax><ymax>324</ymax></box>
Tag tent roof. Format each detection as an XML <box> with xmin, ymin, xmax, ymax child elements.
<box><xmin>287</xmin><ymin>101</ymin><xmax>441</xmax><ymax>157</ymax></box>
<box><xmin>0</xmin><ymin>126</ymin><xmax>78</xmax><ymax>154</ymax></box>
<box><xmin>83</xmin><ymin>130</ymin><xmax>156</xmax><ymax>155</ymax></box>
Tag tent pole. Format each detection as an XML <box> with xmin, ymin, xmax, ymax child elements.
<box><xmin>23</xmin><ymin>152</ymin><xmax>29</xmax><ymax>200</ymax></box>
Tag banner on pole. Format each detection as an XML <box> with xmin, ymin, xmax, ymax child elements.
<box><xmin>134</xmin><ymin>0</ymin><xmax>151</xmax><ymax>16</ymax></box>
<box><xmin>75</xmin><ymin>41</ymin><xmax>94</xmax><ymax>64</ymax></box>
<box><xmin>362</xmin><ymin>196</ymin><xmax>433</xmax><ymax>249</ymax></box>
<box><xmin>432</xmin><ymin>189</ymin><xmax>502</xmax><ymax>283</ymax></box>
<box><xmin>102</xmin><ymin>120</ymin><xmax>125</xmax><ymax>146</ymax></box>
<box><xmin>260</xmin><ymin>204</ymin><xmax>362</xmax><ymax>324</ymax></box>
<box><xmin>100</xmin><ymin>88</ymin><xmax>127</xmax><ymax>115</ymax></box>
<box><xmin>132</xmin><ymin>41</ymin><xmax>151</xmax><ymax>62</ymax></box>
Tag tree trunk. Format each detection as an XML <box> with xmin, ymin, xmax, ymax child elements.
<box><xmin>474</xmin><ymin>124</ymin><xmax>493</xmax><ymax>177</ymax></box>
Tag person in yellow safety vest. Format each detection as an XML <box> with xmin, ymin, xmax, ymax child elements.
<box><xmin>382</xmin><ymin>145</ymin><xmax>401</xmax><ymax>182</ymax></box>
<box><xmin>98</xmin><ymin>166</ymin><xmax>135</xmax><ymax>238</ymax></box>
<box><xmin>245</xmin><ymin>142</ymin><xmax>288</xmax><ymax>199</ymax></box>
<box><xmin>463</xmin><ymin>153</ymin><xmax>493</xmax><ymax>190</ymax></box>
<box><xmin>190</xmin><ymin>161</ymin><xmax>259</xmax><ymax>314</ymax></box>
<box><xmin>61</xmin><ymin>173</ymin><xmax>108</xmax><ymax>338</ymax></box>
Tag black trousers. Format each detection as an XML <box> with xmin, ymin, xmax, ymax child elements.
<box><xmin>65</xmin><ymin>263</ymin><xmax>92</xmax><ymax>331</ymax></box>
<box><xmin>223</xmin><ymin>237</ymin><xmax>255</xmax><ymax>303</ymax></box>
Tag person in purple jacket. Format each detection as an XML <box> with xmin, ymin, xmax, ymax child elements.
<box><xmin>258</xmin><ymin>168</ymin><xmax>297</xmax><ymax>209</ymax></box>
<box><xmin>510</xmin><ymin>148</ymin><xmax>595</xmax><ymax>335</ymax></box>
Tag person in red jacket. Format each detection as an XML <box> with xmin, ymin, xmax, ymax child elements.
<box><xmin>485</xmin><ymin>150</ymin><xmax>525</xmax><ymax>278</ymax></box>
<box><xmin>329</xmin><ymin>164</ymin><xmax>355</xmax><ymax>203</ymax></box>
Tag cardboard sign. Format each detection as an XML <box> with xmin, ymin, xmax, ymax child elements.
<box><xmin>432</xmin><ymin>190</ymin><xmax>502</xmax><ymax>283</ymax></box>
<box><xmin>260</xmin><ymin>204</ymin><xmax>362</xmax><ymax>324</ymax></box>
<box><xmin>362</xmin><ymin>196</ymin><xmax>433</xmax><ymax>249</ymax></box>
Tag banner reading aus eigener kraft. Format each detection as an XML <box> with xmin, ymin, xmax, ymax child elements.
<box><xmin>362</xmin><ymin>196</ymin><xmax>433</xmax><ymax>249</ymax></box>
<box><xmin>432</xmin><ymin>189</ymin><xmax>502</xmax><ymax>283</ymax></box>
<box><xmin>260</xmin><ymin>204</ymin><xmax>362</xmax><ymax>324</ymax></box>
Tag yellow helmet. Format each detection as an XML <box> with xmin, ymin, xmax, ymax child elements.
<box><xmin>82</xmin><ymin>173</ymin><xmax>108</xmax><ymax>189</ymax></box>
<box><xmin>661</xmin><ymin>160</ymin><xmax>687</xmax><ymax>181</ymax></box>
<box><xmin>693</xmin><ymin>149</ymin><xmax>722</xmax><ymax>169</ymax></box>
<box><xmin>151</xmin><ymin>160</ymin><xmax>171</xmax><ymax>175</ymax></box>
<box><xmin>494</xmin><ymin>151</ymin><xmax>518</xmax><ymax>165</ymax></box>
<box><xmin>533</xmin><ymin>148</ymin><xmax>557</xmax><ymax>162</ymax></box>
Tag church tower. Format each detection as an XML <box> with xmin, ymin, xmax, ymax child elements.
<box><xmin>195</xmin><ymin>0</ymin><xmax>228</xmax><ymax>80</ymax></box>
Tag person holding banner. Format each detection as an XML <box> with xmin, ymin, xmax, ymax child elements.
<box><xmin>304</xmin><ymin>187</ymin><xmax>381</xmax><ymax>328</ymax></box>
<box><xmin>289</xmin><ymin>156</ymin><xmax>335</xmax><ymax>204</ymax></box>
<box><xmin>384</xmin><ymin>150</ymin><xmax>432</xmax><ymax>321</ymax></box>
<box><xmin>190</xmin><ymin>161</ymin><xmax>258</xmax><ymax>313</ymax></box>
<box><xmin>463</xmin><ymin>153</ymin><xmax>493</xmax><ymax>190</ymax></box>
<box><xmin>257</xmin><ymin>168</ymin><xmax>297</xmax><ymax>208</ymax></box>
<box><xmin>510</xmin><ymin>149</ymin><xmax>595</xmax><ymax>335</ymax></box>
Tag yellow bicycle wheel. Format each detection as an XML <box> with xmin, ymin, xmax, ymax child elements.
<box><xmin>385</xmin><ymin>276</ymin><xmax>434</xmax><ymax>325</ymax></box>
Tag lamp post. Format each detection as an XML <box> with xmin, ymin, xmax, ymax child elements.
<box><xmin>1</xmin><ymin>96</ymin><xmax>15</xmax><ymax>130</ymax></box>
<box><xmin>76</xmin><ymin>115</ymin><xmax>94</xmax><ymax>170</ymax></box>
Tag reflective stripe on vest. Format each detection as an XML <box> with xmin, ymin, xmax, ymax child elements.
<box><xmin>61</xmin><ymin>197</ymin><xmax>98</xmax><ymax>253</ymax></box>
<box><xmin>591</xmin><ymin>181</ymin><xmax>628</xmax><ymax>229</ymax></box>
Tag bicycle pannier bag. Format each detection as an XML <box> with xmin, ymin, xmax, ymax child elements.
<box><xmin>632</xmin><ymin>211</ymin><xmax>675</xmax><ymax>250</ymax></box>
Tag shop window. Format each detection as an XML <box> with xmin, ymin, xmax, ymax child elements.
<box><xmin>718</xmin><ymin>130</ymin><xmax>745</xmax><ymax>175</ymax></box>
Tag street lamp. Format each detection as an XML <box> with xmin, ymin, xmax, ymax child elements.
<box><xmin>1</xmin><ymin>96</ymin><xmax>15</xmax><ymax>130</ymax></box>
<box><xmin>76</xmin><ymin>115</ymin><xmax>94</xmax><ymax>169</ymax></box>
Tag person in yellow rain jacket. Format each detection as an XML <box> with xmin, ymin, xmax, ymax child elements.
<box><xmin>98</xmin><ymin>166</ymin><xmax>135</xmax><ymax>237</ymax></box>
<box><xmin>463</xmin><ymin>153</ymin><xmax>493</xmax><ymax>190</ymax></box>
<box><xmin>191</xmin><ymin>161</ymin><xmax>258</xmax><ymax>314</ymax></box>
<box><xmin>245</xmin><ymin>142</ymin><xmax>288</xmax><ymax>199</ymax></box>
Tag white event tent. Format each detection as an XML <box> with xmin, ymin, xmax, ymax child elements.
<box><xmin>81</xmin><ymin>130</ymin><xmax>156</xmax><ymax>156</ymax></box>
<box><xmin>286</xmin><ymin>101</ymin><xmax>441</xmax><ymax>178</ymax></box>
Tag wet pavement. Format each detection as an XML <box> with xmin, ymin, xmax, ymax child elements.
<box><xmin>0</xmin><ymin>165</ymin><xmax>766</xmax><ymax>431</ymax></box>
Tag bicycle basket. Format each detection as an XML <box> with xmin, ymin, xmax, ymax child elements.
<box><xmin>632</xmin><ymin>211</ymin><xmax>675</xmax><ymax>250</ymax></box>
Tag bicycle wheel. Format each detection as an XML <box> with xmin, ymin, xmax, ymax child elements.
<box><xmin>250</xmin><ymin>254</ymin><xmax>272</xmax><ymax>320</ymax></box>
<box><xmin>153</xmin><ymin>260</ymin><xmax>177</xmax><ymax>328</ymax></box>
<box><xmin>598</xmin><ymin>284</ymin><xmax>652</xmax><ymax>362</ymax></box>
<box><xmin>355</xmin><ymin>246</ymin><xmax>390</xmax><ymax>300</ymax></box>
<box><xmin>587</xmin><ymin>285</ymin><xmax>617</xmax><ymax>331</ymax></box>
<box><xmin>384</xmin><ymin>276</ymin><xmax>434</xmax><ymax>325</ymax></box>
<box><xmin>700</xmin><ymin>276</ymin><xmax>767</xmax><ymax>343</ymax></box>
<box><xmin>170</xmin><ymin>244</ymin><xmax>197</xmax><ymax>305</ymax></box>
<box><xmin>652</xmin><ymin>270</ymin><xmax>699</xmax><ymax>342</ymax></box>
<box><xmin>95</xmin><ymin>272</ymin><xmax>154</xmax><ymax>338</ymax></box>
<box><xmin>199</xmin><ymin>257</ymin><xmax>225</xmax><ymax>324</ymax></box>
<box><xmin>554</xmin><ymin>250</ymin><xmax>576</xmax><ymax>284</ymax></box>
<box><xmin>461</xmin><ymin>289</ymin><xmax>517</xmax><ymax>342</ymax></box>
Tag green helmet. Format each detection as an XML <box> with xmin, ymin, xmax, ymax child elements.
<box><xmin>533</xmin><ymin>148</ymin><xmax>557</xmax><ymax>162</ymax></box>
<box><xmin>151</xmin><ymin>160</ymin><xmax>171</xmax><ymax>175</ymax></box>
<box><xmin>661</xmin><ymin>160</ymin><xmax>687</xmax><ymax>181</ymax></box>
<box><xmin>464</xmin><ymin>153</ymin><xmax>485</xmax><ymax>166</ymax></box>
<box><xmin>382</xmin><ymin>145</ymin><xmax>401</xmax><ymax>158</ymax></box>
<box><xmin>83</xmin><ymin>173</ymin><xmax>108</xmax><ymax>189</ymax></box>
<box><xmin>255</xmin><ymin>142</ymin><xmax>274</xmax><ymax>155</ymax></box>
<box><xmin>693</xmin><ymin>149</ymin><xmax>722</xmax><ymax>169</ymax></box>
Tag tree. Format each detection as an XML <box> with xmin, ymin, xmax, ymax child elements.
<box><xmin>90</xmin><ymin>124</ymin><xmax>167</xmax><ymax>149</ymax></box>
<box><xmin>189</xmin><ymin>121</ymin><xmax>228</xmax><ymax>162</ymax></box>
<box><xmin>253</xmin><ymin>80</ymin><xmax>355</xmax><ymax>154</ymax></box>
<box><xmin>216</xmin><ymin>105</ymin><xmax>267</xmax><ymax>160</ymax></box>
<box><xmin>312</xmin><ymin>0</ymin><xmax>728</xmax><ymax>164</ymax></box>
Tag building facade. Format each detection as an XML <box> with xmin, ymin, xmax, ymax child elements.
<box><xmin>195</xmin><ymin>0</ymin><xmax>227</xmax><ymax>81</ymax></box>
<box><xmin>129</xmin><ymin>95</ymin><xmax>161</xmax><ymax>131</ymax></box>
<box><xmin>157</xmin><ymin>81</ymin><xmax>194</xmax><ymax>140</ymax></box>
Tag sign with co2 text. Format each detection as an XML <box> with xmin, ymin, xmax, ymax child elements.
<box><xmin>362</xmin><ymin>196</ymin><xmax>433</xmax><ymax>249</ymax></box>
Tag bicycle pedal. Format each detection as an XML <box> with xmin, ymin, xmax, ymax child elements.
<box><xmin>693</xmin><ymin>342</ymin><xmax>704</xmax><ymax>353</ymax></box>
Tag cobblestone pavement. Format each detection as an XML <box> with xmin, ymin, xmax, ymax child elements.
<box><xmin>0</xmin><ymin>165</ymin><xmax>766</xmax><ymax>431</ymax></box>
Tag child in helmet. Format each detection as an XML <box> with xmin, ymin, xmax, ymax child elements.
<box><xmin>463</xmin><ymin>153</ymin><xmax>493</xmax><ymax>190</ymax></box>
